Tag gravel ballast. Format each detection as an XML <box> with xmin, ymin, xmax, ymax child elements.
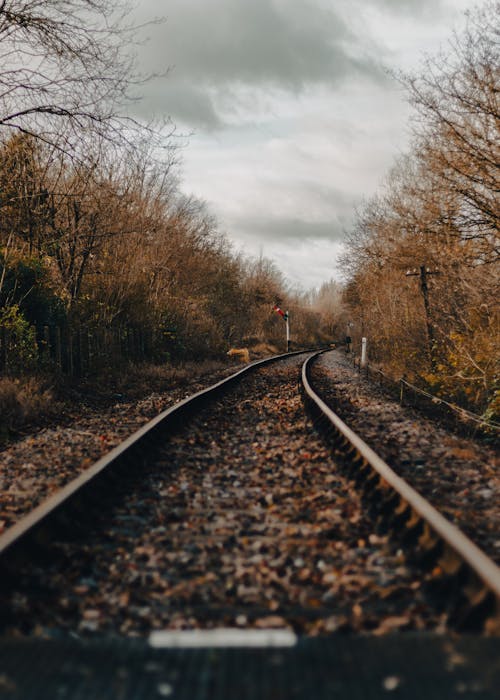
<box><xmin>314</xmin><ymin>350</ymin><xmax>499</xmax><ymax>564</ymax></box>
<box><xmin>1</xmin><ymin>352</ymin><xmax>497</xmax><ymax>638</ymax></box>
<box><xmin>0</xmin><ymin>365</ymin><xmax>238</xmax><ymax>534</ymax></box>
<box><xmin>3</xmin><ymin>357</ymin><xmax>443</xmax><ymax>637</ymax></box>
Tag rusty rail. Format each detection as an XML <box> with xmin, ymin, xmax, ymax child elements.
<box><xmin>302</xmin><ymin>352</ymin><xmax>500</xmax><ymax>633</ymax></box>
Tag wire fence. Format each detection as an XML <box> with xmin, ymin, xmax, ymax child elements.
<box><xmin>349</xmin><ymin>352</ymin><xmax>499</xmax><ymax>436</ymax></box>
<box><xmin>0</xmin><ymin>324</ymin><xmax>162</xmax><ymax>377</ymax></box>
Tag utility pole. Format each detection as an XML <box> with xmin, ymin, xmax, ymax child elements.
<box><xmin>406</xmin><ymin>265</ymin><xmax>439</xmax><ymax>367</ymax></box>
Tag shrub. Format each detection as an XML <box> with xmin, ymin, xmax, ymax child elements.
<box><xmin>0</xmin><ymin>376</ymin><xmax>54</xmax><ymax>442</ymax></box>
<box><xmin>0</xmin><ymin>305</ymin><xmax>38</xmax><ymax>372</ymax></box>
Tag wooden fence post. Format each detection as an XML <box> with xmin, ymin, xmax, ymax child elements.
<box><xmin>0</xmin><ymin>326</ymin><xmax>6</xmax><ymax>373</ymax></box>
<box><xmin>43</xmin><ymin>325</ymin><xmax>51</xmax><ymax>363</ymax></box>
<box><xmin>55</xmin><ymin>326</ymin><xmax>62</xmax><ymax>371</ymax></box>
<box><xmin>68</xmin><ymin>332</ymin><xmax>74</xmax><ymax>376</ymax></box>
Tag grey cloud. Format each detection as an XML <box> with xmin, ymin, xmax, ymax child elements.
<box><xmin>239</xmin><ymin>215</ymin><xmax>347</xmax><ymax>244</ymax></box>
<box><xmin>162</xmin><ymin>0</ymin><xmax>377</xmax><ymax>88</ymax></box>
<box><xmin>134</xmin><ymin>0</ymin><xmax>387</xmax><ymax>126</ymax></box>
<box><xmin>300</xmin><ymin>182</ymin><xmax>359</xmax><ymax>215</ymax></box>
<box><xmin>230</xmin><ymin>180</ymin><xmax>358</xmax><ymax>248</ymax></box>
<box><xmin>134</xmin><ymin>79</ymin><xmax>222</xmax><ymax>129</ymax></box>
<box><xmin>370</xmin><ymin>0</ymin><xmax>445</xmax><ymax>16</ymax></box>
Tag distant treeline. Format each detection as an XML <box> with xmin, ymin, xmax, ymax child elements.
<box><xmin>0</xmin><ymin>2</ymin><xmax>346</xmax><ymax>378</ymax></box>
<box><xmin>0</xmin><ymin>132</ymin><xmax>346</xmax><ymax>373</ymax></box>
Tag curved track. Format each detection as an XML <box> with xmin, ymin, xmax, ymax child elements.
<box><xmin>0</xmin><ymin>350</ymin><xmax>498</xmax><ymax>636</ymax></box>
<box><xmin>0</xmin><ymin>351</ymin><xmax>306</xmax><ymax>568</ymax></box>
<box><xmin>302</xmin><ymin>352</ymin><xmax>500</xmax><ymax>633</ymax></box>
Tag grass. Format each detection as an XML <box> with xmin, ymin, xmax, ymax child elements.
<box><xmin>0</xmin><ymin>376</ymin><xmax>58</xmax><ymax>444</ymax></box>
<box><xmin>62</xmin><ymin>359</ymin><xmax>233</xmax><ymax>405</ymax></box>
<box><xmin>0</xmin><ymin>347</ymin><xmax>280</xmax><ymax>444</ymax></box>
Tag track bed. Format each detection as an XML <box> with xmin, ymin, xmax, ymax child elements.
<box><xmin>313</xmin><ymin>351</ymin><xmax>499</xmax><ymax>564</ymax></box>
<box><xmin>3</xmin><ymin>357</ymin><xmax>442</xmax><ymax>637</ymax></box>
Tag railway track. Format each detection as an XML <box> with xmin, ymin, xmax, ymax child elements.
<box><xmin>303</xmin><ymin>353</ymin><xmax>500</xmax><ymax>633</ymax></box>
<box><xmin>0</xmin><ymin>350</ymin><xmax>499</xmax><ymax>638</ymax></box>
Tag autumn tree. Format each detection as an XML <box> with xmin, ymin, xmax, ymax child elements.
<box><xmin>342</xmin><ymin>3</ymin><xmax>499</xmax><ymax>415</ymax></box>
<box><xmin>0</xmin><ymin>1</ymin><xmax>325</xmax><ymax>366</ymax></box>
<box><xmin>308</xmin><ymin>279</ymin><xmax>347</xmax><ymax>340</ymax></box>
<box><xmin>401</xmin><ymin>0</ymin><xmax>499</xmax><ymax>264</ymax></box>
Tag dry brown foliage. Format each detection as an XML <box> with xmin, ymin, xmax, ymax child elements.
<box><xmin>0</xmin><ymin>377</ymin><xmax>55</xmax><ymax>440</ymax></box>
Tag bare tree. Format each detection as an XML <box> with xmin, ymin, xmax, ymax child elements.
<box><xmin>401</xmin><ymin>1</ymin><xmax>499</xmax><ymax>263</ymax></box>
<box><xmin>0</xmin><ymin>0</ymin><xmax>167</xmax><ymax>157</ymax></box>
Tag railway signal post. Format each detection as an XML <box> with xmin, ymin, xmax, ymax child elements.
<box><xmin>273</xmin><ymin>304</ymin><xmax>290</xmax><ymax>352</ymax></box>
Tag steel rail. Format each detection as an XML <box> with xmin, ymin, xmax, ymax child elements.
<box><xmin>302</xmin><ymin>352</ymin><xmax>500</xmax><ymax>632</ymax></box>
<box><xmin>0</xmin><ymin>350</ymin><xmax>310</xmax><ymax>566</ymax></box>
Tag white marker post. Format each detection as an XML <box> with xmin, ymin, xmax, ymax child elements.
<box><xmin>361</xmin><ymin>337</ymin><xmax>367</xmax><ymax>368</ymax></box>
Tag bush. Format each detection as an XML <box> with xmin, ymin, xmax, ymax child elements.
<box><xmin>0</xmin><ymin>305</ymin><xmax>38</xmax><ymax>372</ymax></box>
<box><xmin>0</xmin><ymin>376</ymin><xmax>54</xmax><ymax>442</ymax></box>
<box><xmin>0</xmin><ymin>254</ymin><xmax>66</xmax><ymax>327</ymax></box>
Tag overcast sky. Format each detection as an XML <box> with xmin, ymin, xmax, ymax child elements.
<box><xmin>131</xmin><ymin>0</ymin><xmax>472</xmax><ymax>291</ymax></box>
